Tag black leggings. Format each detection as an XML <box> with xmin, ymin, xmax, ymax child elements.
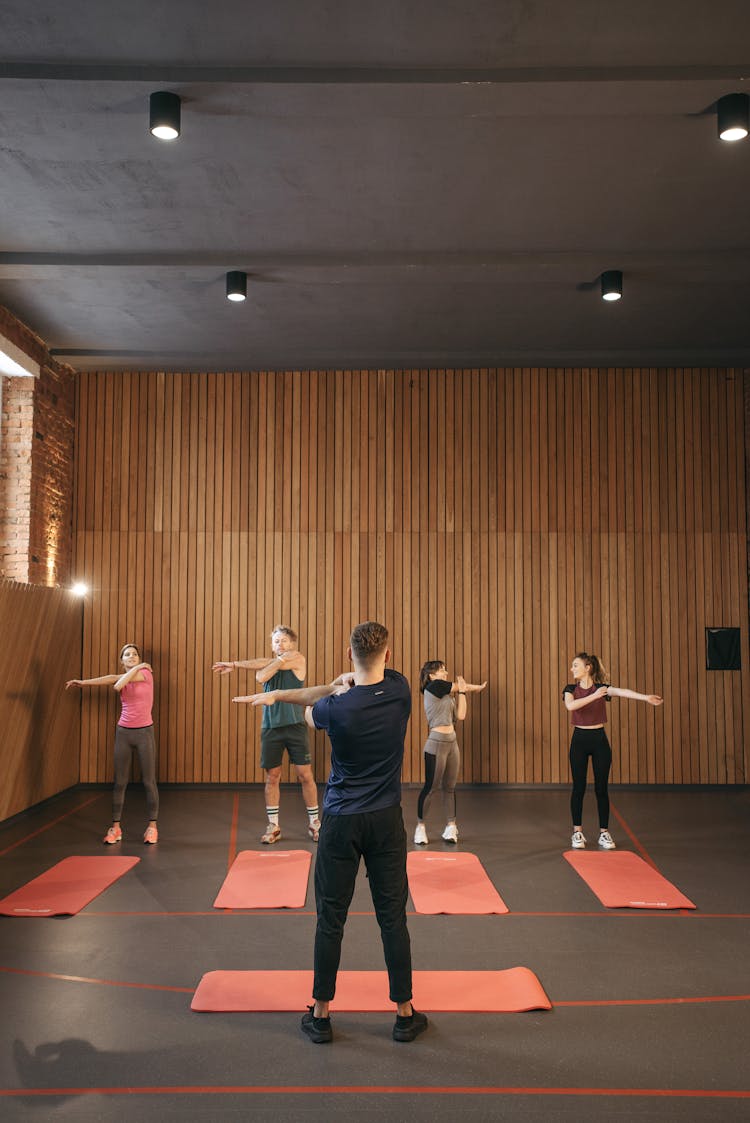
<box><xmin>569</xmin><ymin>727</ymin><xmax>612</xmax><ymax>829</ymax></box>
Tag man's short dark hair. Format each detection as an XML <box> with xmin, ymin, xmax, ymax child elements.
<box><xmin>350</xmin><ymin>621</ymin><xmax>389</xmax><ymax>665</ymax></box>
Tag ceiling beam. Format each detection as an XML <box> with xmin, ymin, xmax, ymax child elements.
<box><xmin>2</xmin><ymin>62</ymin><xmax>749</xmax><ymax>84</ymax></box>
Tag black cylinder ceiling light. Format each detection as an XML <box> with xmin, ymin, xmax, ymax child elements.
<box><xmin>600</xmin><ymin>270</ymin><xmax>623</xmax><ymax>302</ymax></box>
<box><xmin>226</xmin><ymin>271</ymin><xmax>247</xmax><ymax>302</ymax></box>
<box><xmin>717</xmin><ymin>93</ymin><xmax>749</xmax><ymax>142</ymax></box>
<box><xmin>149</xmin><ymin>91</ymin><xmax>181</xmax><ymax>140</ymax></box>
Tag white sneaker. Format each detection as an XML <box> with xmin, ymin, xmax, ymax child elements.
<box><xmin>414</xmin><ymin>823</ymin><xmax>428</xmax><ymax>845</ymax></box>
<box><xmin>598</xmin><ymin>830</ymin><xmax>616</xmax><ymax>850</ymax></box>
<box><xmin>441</xmin><ymin>822</ymin><xmax>458</xmax><ymax>843</ymax></box>
<box><xmin>571</xmin><ymin>830</ymin><xmax>586</xmax><ymax>849</ymax></box>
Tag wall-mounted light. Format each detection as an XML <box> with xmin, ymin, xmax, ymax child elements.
<box><xmin>226</xmin><ymin>271</ymin><xmax>247</xmax><ymax>302</ymax></box>
<box><xmin>717</xmin><ymin>93</ymin><xmax>749</xmax><ymax>141</ymax></box>
<box><xmin>149</xmin><ymin>91</ymin><xmax>181</xmax><ymax>141</ymax></box>
<box><xmin>71</xmin><ymin>581</ymin><xmax>89</xmax><ymax>597</ymax></box>
<box><xmin>601</xmin><ymin>270</ymin><xmax>623</xmax><ymax>302</ymax></box>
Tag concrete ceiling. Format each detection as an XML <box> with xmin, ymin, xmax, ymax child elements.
<box><xmin>1</xmin><ymin>1</ymin><xmax>749</xmax><ymax>372</ymax></box>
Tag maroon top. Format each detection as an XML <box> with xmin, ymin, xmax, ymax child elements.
<box><xmin>562</xmin><ymin>682</ymin><xmax>610</xmax><ymax>727</ymax></box>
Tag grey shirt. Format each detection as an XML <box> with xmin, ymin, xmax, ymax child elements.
<box><xmin>423</xmin><ymin>679</ymin><xmax>455</xmax><ymax>729</ymax></box>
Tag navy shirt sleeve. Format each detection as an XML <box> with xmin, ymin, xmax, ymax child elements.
<box><xmin>311</xmin><ymin>695</ymin><xmax>331</xmax><ymax>730</ymax></box>
<box><xmin>424</xmin><ymin>679</ymin><xmax>452</xmax><ymax>699</ymax></box>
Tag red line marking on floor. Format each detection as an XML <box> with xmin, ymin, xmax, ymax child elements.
<box><xmin>227</xmin><ymin>792</ymin><xmax>239</xmax><ymax>872</ymax></box>
<box><xmin>0</xmin><ymin>965</ymin><xmax>192</xmax><ymax>994</ymax></box>
<box><xmin>86</xmin><ymin>911</ymin><xmax>252</xmax><ymax>917</ymax></box>
<box><xmin>221</xmin><ymin>792</ymin><xmax>242</xmax><ymax>915</ymax></box>
<box><xmin>609</xmin><ymin>801</ymin><xmax>659</xmax><ymax>869</ymax></box>
<box><xmin>83</xmin><ymin>909</ymin><xmax>398</xmax><ymax>918</ymax></box>
<box><xmin>555</xmin><ymin>995</ymin><xmax>750</xmax><ymax>1007</ymax></box>
<box><xmin>499</xmin><ymin>911</ymin><xmax>750</xmax><ymax>919</ymax></box>
<box><xmin>80</xmin><ymin>909</ymin><xmax>750</xmax><ymax>919</ymax></box>
<box><xmin>0</xmin><ymin>794</ymin><xmax>102</xmax><ymax>858</ymax></box>
<box><xmin>3</xmin><ymin>964</ymin><xmax>749</xmax><ymax>1008</ymax></box>
<box><xmin>86</xmin><ymin>910</ymin><xmax>317</xmax><ymax>917</ymax></box>
<box><xmin>1</xmin><ymin>1085</ymin><xmax>748</xmax><ymax>1099</ymax></box>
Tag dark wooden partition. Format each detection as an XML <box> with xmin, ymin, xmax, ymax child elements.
<box><xmin>73</xmin><ymin>368</ymin><xmax>750</xmax><ymax>787</ymax></box>
<box><xmin>0</xmin><ymin>578</ymin><xmax>82</xmax><ymax>821</ymax></box>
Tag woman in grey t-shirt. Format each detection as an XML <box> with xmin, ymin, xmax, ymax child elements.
<box><xmin>413</xmin><ymin>661</ymin><xmax>486</xmax><ymax>845</ymax></box>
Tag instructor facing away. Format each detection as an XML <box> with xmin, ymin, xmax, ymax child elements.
<box><xmin>237</xmin><ymin>620</ymin><xmax>427</xmax><ymax>1044</ymax></box>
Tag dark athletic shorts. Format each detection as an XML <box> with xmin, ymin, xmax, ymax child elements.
<box><xmin>260</xmin><ymin>723</ymin><xmax>311</xmax><ymax>769</ymax></box>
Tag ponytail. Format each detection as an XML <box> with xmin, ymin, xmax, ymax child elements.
<box><xmin>419</xmin><ymin>660</ymin><xmax>445</xmax><ymax>693</ymax></box>
<box><xmin>575</xmin><ymin>651</ymin><xmax>608</xmax><ymax>684</ymax></box>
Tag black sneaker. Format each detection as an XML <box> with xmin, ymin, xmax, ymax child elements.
<box><xmin>301</xmin><ymin>1006</ymin><xmax>333</xmax><ymax>1044</ymax></box>
<box><xmin>393</xmin><ymin>1008</ymin><xmax>428</xmax><ymax>1042</ymax></box>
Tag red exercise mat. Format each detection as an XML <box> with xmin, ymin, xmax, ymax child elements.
<box><xmin>191</xmin><ymin>967</ymin><xmax>551</xmax><ymax>1012</ymax></box>
<box><xmin>564</xmin><ymin>850</ymin><xmax>696</xmax><ymax>909</ymax></box>
<box><xmin>407</xmin><ymin>850</ymin><xmax>509</xmax><ymax>914</ymax></box>
<box><xmin>213</xmin><ymin>849</ymin><xmax>312</xmax><ymax>909</ymax></box>
<box><xmin>0</xmin><ymin>856</ymin><xmax>140</xmax><ymax>916</ymax></box>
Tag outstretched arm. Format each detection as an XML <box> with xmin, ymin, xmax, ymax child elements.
<box><xmin>65</xmin><ymin>674</ymin><xmax>119</xmax><ymax>689</ymax></box>
<box><xmin>447</xmin><ymin>676</ymin><xmax>487</xmax><ymax>720</ymax></box>
<box><xmin>450</xmin><ymin>679</ymin><xmax>487</xmax><ymax>694</ymax></box>
<box><xmin>607</xmin><ymin>687</ymin><xmax>663</xmax><ymax>705</ymax></box>
<box><xmin>114</xmin><ymin>663</ymin><xmax>152</xmax><ymax>693</ymax></box>
<box><xmin>234</xmin><ymin>672</ymin><xmax>352</xmax><ymax>708</ymax></box>
<box><xmin>212</xmin><ymin>657</ymin><xmax>272</xmax><ymax>675</ymax></box>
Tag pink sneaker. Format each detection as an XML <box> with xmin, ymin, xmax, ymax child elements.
<box><xmin>103</xmin><ymin>825</ymin><xmax>122</xmax><ymax>844</ymax></box>
<box><xmin>143</xmin><ymin>825</ymin><xmax>159</xmax><ymax>844</ymax></box>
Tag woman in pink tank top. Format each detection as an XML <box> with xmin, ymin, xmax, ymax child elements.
<box><xmin>66</xmin><ymin>643</ymin><xmax>159</xmax><ymax>844</ymax></box>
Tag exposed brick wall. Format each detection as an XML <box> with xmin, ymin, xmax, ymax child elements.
<box><xmin>0</xmin><ymin>376</ymin><xmax>35</xmax><ymax>581</ymax></box>
<box><xmin>0</xmin><ymin>306</ymin><xmax>76</xmax><ymax>586</ymax></box>
<box><xmin>28</xmin><ymin>362</ymin><xmax>77</xmax><ymax>585</ymax></box>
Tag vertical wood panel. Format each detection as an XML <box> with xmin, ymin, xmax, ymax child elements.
<box><xmin>0</xmin><ymin>580</ymin><xmax>82</xmax><ymax>821</ymax></box>
<box><xmin>72</xmin><ymin>368</ymin><xmax>750</xmax><ymax>788</ymax></box>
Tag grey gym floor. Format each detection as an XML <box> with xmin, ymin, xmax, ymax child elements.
<box><xmin>1</xmin><ymin>785</ymin><xmax>748</xmax><ymax>1121</ymax></box>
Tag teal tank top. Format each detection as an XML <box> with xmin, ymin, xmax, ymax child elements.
<box><xmin>261</xmin><ymin>668</ymin><xmax>305</xmax><ymax>729</ymax></box>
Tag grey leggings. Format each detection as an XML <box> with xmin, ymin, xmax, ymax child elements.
<box><xmin>113</xmin><ymin>724</ymin><xmax>159</xmax><ymax>821</ymax></box>
<box><xmin>417</xmin><ymin>731</ymin><xmax>460</xmax><ymax>822</ymax></box>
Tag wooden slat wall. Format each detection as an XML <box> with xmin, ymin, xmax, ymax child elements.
<box><xmin>0</xmin><ymin>578</ymin><xmax>81</xmax><ymax>821</ymax></box>
<box><xmin>73</xmin><ymin>368</ymin><xmax>750</xmax><ymax>787</ymax></box>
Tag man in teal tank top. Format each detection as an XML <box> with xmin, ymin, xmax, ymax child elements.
<box><xmin>212</xmin><ymin>625</ymin><xmax>320</xmax><ymax>843</ymax></box>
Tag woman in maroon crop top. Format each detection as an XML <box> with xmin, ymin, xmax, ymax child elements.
<box><xmin>562</xmin><ymin>652</ymin><xmax>663</xmax><ymax>851</ymax></box>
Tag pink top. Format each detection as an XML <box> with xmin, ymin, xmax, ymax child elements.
<box><xmin>118</xmin><ymin>667</ymin><xmax>154</xmax><ymax>728</ymax></box>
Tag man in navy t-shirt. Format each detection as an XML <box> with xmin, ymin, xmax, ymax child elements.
<box><xmin>245</xmin><ymin>620</ymin><xmax>427</xmax><ymax>1045</ymax></box>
